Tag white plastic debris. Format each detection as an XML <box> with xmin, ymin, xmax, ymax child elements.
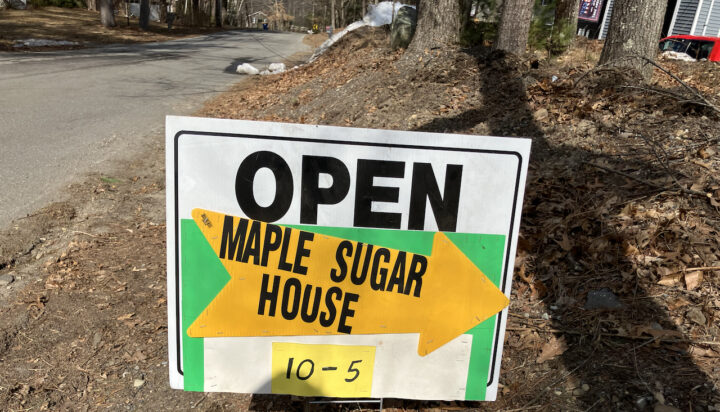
<box><xmin>13</xmin><ymin>39</ymin><xmax>79</xmax><ymax>48</ymax></box>
<box><xmin>309</xmin><ymin>1</ymin><xmax>413</xmax><ymax>62</ymax></box>
<box><xmin>660</xmin><ymin>51</ymin><xmax>696</xmax><ymax>62</ymax></box>
<box><xmin>236</xmin><ymin>63</ymin><xmax>260</xmax><ymax>75</ymax></box>
<box><xmin>268</xmin><ymin>62</ymin><xmax>286</xmax><ymax>73</ymax></box>
<box><xmin>364</xmin><ymin>1</ymin><xmax>411</xmax><ymax>27</ymax></box>
<box><xmin>259</xmin><ymin>63</ymin><xmax>287</xmax><ymax>76</ymax></box>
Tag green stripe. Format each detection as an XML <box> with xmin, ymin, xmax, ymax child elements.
<box><xmin>180</xmin><ymin>220</ymin><xmax>505</xmax><ymax>399</ymax></box>
<box><xmin>181</xmin><ymin>219</ymin><xmax>231</xmax><ymax>391</ymax></box>
<box><xmin>445</xmin><ymin>233</ymin><xmax>505</xmax><ymax>401</ymax></box>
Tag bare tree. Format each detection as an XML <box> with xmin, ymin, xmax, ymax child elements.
<box><xmin>407</xmin><ymin>0</ymin><xmax>461</xmax><ymax>53</ymax></box>
<box><xmin>331</xmin><ymin>0</ymin><xmax>336</xmax><ymax>29</ymax></box>
<box><xmin>553</xmin><ymin>0</ymin><xmax>581</xmax><ymax>50</ymax></box>
<box><xmin>598</xmin><ymin>0</ymin><xmax>667</xmax><ymax>81</ymax></box>
<box><xmin>215</xmin><ymin>0</ymin><xmax>223</xmax><ymax>26</ymax></box>
<box><xmin>495</xmin><ymin>0</ymin><xmax>533</xmax><ymax>53</ymax></box>
<box><xmin>99</xmin><ymin>0</ymin><xmax>117</xmax><ymax>27</ymax></box>
<box><xmin>139</xmin><ymin>0</ymin><xmax>151</xmax><ymax>29</ymax></box>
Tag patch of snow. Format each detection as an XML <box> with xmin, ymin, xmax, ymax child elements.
<box><xmin>660</xmin><ymin>51</ymin><xmax>696</xmax><ymax>62</ymax></box>
<box><xmin>268</xmin><ymin>62</ymin><xmax>286</xmax><ymax>73</ymax></box>
<box><xmin>364</xmin><ymin>1</ymin><xmax>412</xmax><ymax>27</ymax></box>
<box><xmin>13</xmin><ymin>39</ymin><xmax>79</xmax><ymax>48</ymax></box>
<box><xmin>236</xmin><ymin>63</ymin><xmax>260</xmax><ymax>75</ymax></box>
<box><xmin>258</xmin><ymin>62</ymin><xmax>287</xmax><ymax>76</ymax></box>
<box><xmin>309</xmin><ymin>1</ymin><xmax>413</xmax><ymax>62</ymax></box>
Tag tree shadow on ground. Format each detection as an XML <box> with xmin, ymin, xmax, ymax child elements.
<box><xmin>232</xmin><ymin>38</ymin><xmax>719</xmax><ymax>411</ymax></box>
<box><xmin>409</xmin><ymin>47</ymin><xmax>719</xmax><ymax>411</ymax></box>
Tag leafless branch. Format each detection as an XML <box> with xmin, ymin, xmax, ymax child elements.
<box><xmin>638</xmin><ymin>55</ymin><xmax>720</xmax><ymax>114</ymax></box>
<box><xmin>637</xmin><ymin>133</ymin><xmax>709</xmax><ymax>198</ymax></box>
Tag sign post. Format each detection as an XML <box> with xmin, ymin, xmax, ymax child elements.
<box><xmin>166</xmin><ymin>116</ymin><xmax>530</xmax><ymax>401</ymax></box>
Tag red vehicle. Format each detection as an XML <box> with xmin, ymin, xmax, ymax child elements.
<box><xmin>659</xmin><ymin>35</ymin><xmax>720</xmax><ymax>62</ymax></box>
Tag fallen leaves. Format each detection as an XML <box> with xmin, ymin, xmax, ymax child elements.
<box><xmin>684</xmin><ymin>271</ymin><xmax>703</xmax><ymax>290</ymax></box>
<box><xmin>192</xmin><ymin>27</ymin><xmax>720</xmax><ymax>409</ymax></box>
<box><xmin>537</xmin><ymin>336</ymin><xmax>568</xmax><ymax>363</ymax></box>
<box><xmin>658</xmin><ymin>273</ymin><xmax>683</xmax><ymax>286</ymax></box>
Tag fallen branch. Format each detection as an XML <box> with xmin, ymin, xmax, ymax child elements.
<box><xmin>584</xmin><ymin>161</ymin><xmax>708</xmax><ymax>198</ymax></box>
<box><xmin>583</xmin><ymin>161</ymin><xmax>667</xmax><ymax>190</ymax></box>
<box><xmin>617</xmin><ymin>85</ymin><xmax>714</xmax><ymax>109</ymax></box>
<box><xmin>677</xmin><ymin>266</ymin><xmax>720</xmax><ymax>273</ymax></box>
<box><xmin>573</xmin><ymin>56</ymin><xmax>638</xmax><ymax>86</ymax></box>
<box><xmin>639</xmin><ymin>55</ymin><xmax>720</xmax><ymax>115</ymax></box>
<box><xmin>637</xmin><ymin>133</ymin><xmax>710</xmax><ymax>198</ymax></box>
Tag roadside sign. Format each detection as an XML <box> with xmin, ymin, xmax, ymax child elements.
<box><xmin>166</xmin><ymin>116</ymin><xmax>530</xmax><ymax>401</ymax></box>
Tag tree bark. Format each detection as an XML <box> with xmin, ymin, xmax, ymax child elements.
<box><xmin>215</xmin><ymin>0</ymin><xmax>222</xmax><ymax>27</ymax></box>
<box><xmin>99</xmin><ymin>0</ymin><xmax>117</xmax><ymax>27</ymax></box>
<box><xmin>235</xmin><ymin>0</ymin><xmax>245</xmax><ymax>26</ymax></box>
<box><xmin>494</xmin><ymin>0</ymin><xmax>534</xmax><ymax>53</ymax></box>
<box><xmin>331</xmin><ymin>0</ymin><xmax>336</xmax><ymax>29</ymax></box>
<box><xmin>139</xmin><ymin>0</ymin><xmax>151</xmax><ymax>30</ymax></box>
<box><xmin>553</xmin><ymin>0</ymin><xmax>581</xmax><ymax>49</ymax></box>
<box><xmin>340</xmin><ymin>0</ymin><xmax>346</xmax><ymax>27</ymax></box>
<box><xmin>192</xmin><ymin>0</ymin><xmax>200</xmax><ymax>26</ymax></box>
<box><xmin>598</xmin><ymin>0</ymin><xmax>667</xmax><ymax>81</ymax></box>
<box><xmin>460</xmin><ymin>0</ymin><xmax>472</xmax><ymax>33</ymax></box>
<box><xmin>407</xmin><ymin>0</ymin><xmax>461</xmax><ymax>53</ymax></box>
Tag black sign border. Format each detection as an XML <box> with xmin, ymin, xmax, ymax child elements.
<box><xmin>173</xmin><ymin>130</ymin><xmax>524</xmax><ymax>391</ymax></box>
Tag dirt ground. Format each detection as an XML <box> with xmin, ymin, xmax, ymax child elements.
<box><xmin>0</xmin><ymin>27</ymin><xmax>719</xmax><ymax>411</ymax></box>
<box><xmin>303</xmin><ymin>32</ymin><xmax>329</xmax><ymax>49</ymax></box>
<box><xmin>0</xmin><ymin>7</ymin><xmax>226</xmax><ymax>51</ymax></box>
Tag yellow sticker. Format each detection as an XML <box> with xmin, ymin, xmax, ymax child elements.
<box><xmin>271</xmin><ymin>342</ymin><xmax>375</xmax><ymax>398</ymax></box>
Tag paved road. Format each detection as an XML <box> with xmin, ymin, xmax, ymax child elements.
<box><xmin>0</xmin><ymin>31</ymin><xmax>309</xmax><ymax>229</ymax></box>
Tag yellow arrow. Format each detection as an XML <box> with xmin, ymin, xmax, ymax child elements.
<box><xmin>187</xmin><ymin>208</ymin><xmax>509</xmax><ymax>356</ymax></box>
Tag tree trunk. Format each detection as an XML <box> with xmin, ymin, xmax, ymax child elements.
<box><xmin>236</xmin><ymin>0</ymin><xmax>245</xmax><ymax>26</ymax></box>
<box><xmin>192</xmin><ymin>0</ymin><xmax>200</xmax><ymax>26</ymax></box>
<box><xmin>215</xmin><ymin>0</ymin><xmax>222</xmax><ymax>26</ymax></box>
<box><xmin>494</xmin><ymin>0</ymin><xmax>533</xmax><ymax>53</ymax></box>
<box><xmin>460</xmin><ymin>0</ymin><xmax>472</xmax><ymax>33</ymax></box>
<box><xmin>598</xmin><ymin>0</ymin><xmax>667</xmax><ymax>81</ymax></box>
<box><xmin>331</xmin><ymin>0</ymin><xmax>336</xmax><ymax>29</ymax></box>
<box><xmin>553</xmin><ymin>0</ymin><xmax>581</xmax><ymax>50</ymax></box>
<box><xmin>139</xmin><ymin>0</ymin><xmax>151</xmax><ymax>30</ymax></box>
<box><xmin>87</xmin><ymin>0</ymin><xmax>97</xmax><ymax>11</ymax></box>
<box><xmin>407</xmin><ymin>0</ymin><xmax>461</xmax><ymax>53</ymax></box>
<box><xmin>340</xmin><ymin>0</ymin><xmax>345</xmax><ymax>27</ymax></box>
<box><xmin>99</xmin><ymin>0</ymin><xmax>117</xmax><ymax>27</ymax></box>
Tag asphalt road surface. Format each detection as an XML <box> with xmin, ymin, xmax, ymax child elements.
<box><xmin>0</xmin><ymin>30</ymin><xmax>309</xmax><ymax>229</ymax></box>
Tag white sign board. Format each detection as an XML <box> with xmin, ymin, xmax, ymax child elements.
<box><xmin>166</xmin><ymin>116</ymin><xmax>530</xmax><ymax>401</ymax></box>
